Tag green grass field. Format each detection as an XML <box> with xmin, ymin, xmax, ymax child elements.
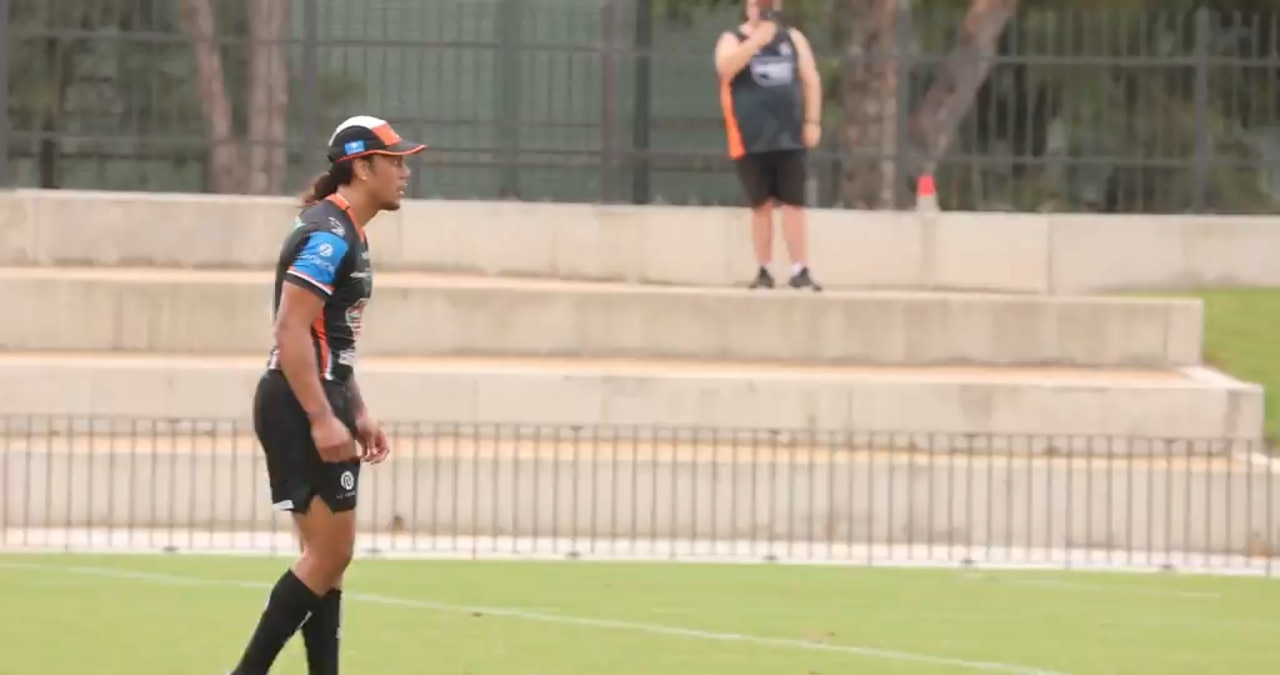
<box><xmin>1127</xmin><ymin>287</ymin><xmax>1280</xmax><ymax>441</ymax></box>
<box><xmin>1189</xmin><ymin>288</ymin><xmax>1280</xmax><ymax>440</ymax></box>
<box><xmin>1</xmin><ymin>553</ymin><xmax>1277</xmax><ymax>674</ymax></box>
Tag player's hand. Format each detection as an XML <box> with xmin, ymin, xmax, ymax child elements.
<box><xmin>311</xmin><ymin>412</ymin><xmax>358</xmax><ymax>463</ymax></box>
<box><xmin>355</xmin><ymin>414</ymin><xmax>391</xmax><ymax>465</ymax></box>
<box><xmin>751</xmin><ymin>20</ymin><xmax>778</xmax><ymax>45</ymax></box>
<box><xmin>803</xmin><ymin>121</ymin><xmax>821</xmax><ymax>148</ymax></box>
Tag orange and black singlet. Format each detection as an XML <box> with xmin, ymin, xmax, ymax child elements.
<box><xmin>718</xmin><ymin>27</ymin><xmax>805</xmax><ymax>159</ymax></box>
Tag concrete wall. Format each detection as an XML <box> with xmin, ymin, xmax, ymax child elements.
<box><xmin>4</xmin><ymin>189</ymin><xmax>1280</xmax><ymax>294</ymax></box>
<box><xmin>1</xmin><ymin>268</ymin><xmax>1203</xmax><ymax>367</ymax></box>
<box><xmin>0</xmin><ymin>356</ymin><xmax>1263</xmax><ymax>440</ymax></box>
<box><xmin>6</xmin><ymin>447</ymin><xmax>1277</xmax><ymax>557</ymax></box>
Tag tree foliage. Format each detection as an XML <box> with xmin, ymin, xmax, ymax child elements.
<box><xmin>10</xmin><ymin>0</ymin><xmax>1280</xmax><ymax>211</ymax></box>
<box><xmin>8</xmin><ymin>0</ymin><xmax>363</xmax><ymax>193</ymax></box>
<box><xmin>657</xmin><ymin>0</ymin><xmax>1280</xmax><ymax>212</ymax></box>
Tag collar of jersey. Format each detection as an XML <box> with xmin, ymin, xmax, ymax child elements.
<box><xmin>325</xmin><ymin>193</ymin><xmax>366</xmax><ymax>240</ymax></box>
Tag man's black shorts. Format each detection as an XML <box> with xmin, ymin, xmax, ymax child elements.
<box><xmin>734</xmin><ymin>149</ymin><xmax>807</xmax><ymax>208</ymax></box>
<box><xmin>252</xmin><ymin>370</ymin><xmax>361</xmax><ymax>515</ymax></box>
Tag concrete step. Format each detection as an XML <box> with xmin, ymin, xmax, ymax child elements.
<box><xmin>9</xmin><ymin>189</ymin><xmax>1280</xmax><ymax>295</ymax></box>
<box><xmin>3</xmin><ymin>189</ymin><xmax>1044</xmax><ymax>292</ymax></box>
<box><xmin>0</xmin><ymin>353</ymin><xmax>1261</xmax><ymax>443</ymax></box>
<box><xmin>2</xmin><ymin>268</ymin><xmax>1203</xmax><ymax>368</ymax></box>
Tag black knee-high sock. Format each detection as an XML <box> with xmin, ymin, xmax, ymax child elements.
<box><xmin>302</xmin><ymin>589</ymin><xmax>343</xmax><ymax>675</ymax></box>
<box><xmin>232</xmin><ymin>569</ymin><xmax>323</xmax><ymax>674</ymax></box>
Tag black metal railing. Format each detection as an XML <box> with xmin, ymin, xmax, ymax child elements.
<box><xmin>2</xmin><ymin>416</ymin><xmax>1276</xmax><ymax>575</ymax></box>
<box><xmin>7</xmin><ymin>2</ymin><xmax>1280</xmax><ymax>212</ymax></box>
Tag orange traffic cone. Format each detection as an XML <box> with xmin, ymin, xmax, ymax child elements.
<box><xmin>916</xmin><ymin>174</ymin><xmax>939</xmax><ymax>212</ymax></box>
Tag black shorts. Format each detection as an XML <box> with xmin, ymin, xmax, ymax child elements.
<box><xmin>252</xmin><ymin>370</ymin><xmax>361</xmax><ymax>515</ymax></box>
<box><xmin>734</xmin><ymin>149</ymin><xmax>807</xmax><ymax>208</ymax></box>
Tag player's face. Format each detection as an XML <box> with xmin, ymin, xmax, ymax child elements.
<box><xmin>367</xmin><ymin>154</ymin><xmax>411</xmax><ymax>211</ymax></box>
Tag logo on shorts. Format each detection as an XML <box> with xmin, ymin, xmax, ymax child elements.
<box><xmin>339</xmin><ymin>470</ymin><xmax>356</xmax><ymax>492</ymax></box>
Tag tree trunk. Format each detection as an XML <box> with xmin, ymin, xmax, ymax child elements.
<box><xmin>839</xmin><ymin>0</ymin><xmax>899</xmax><ymax>209</ymax></box>
<box><xmin>247</xmin><ymin>0</ymin><xmax>291</xmax><ymax>195</ymax></box>
<box><xmin>908</xmin><ymin>0</ymin><xmax>1016</xmax><ymax>177</ymax></box>
<box><xmin>178</xmin><ymin>0</ymin><xmax>243</xmax><ymax>194</ymax></box>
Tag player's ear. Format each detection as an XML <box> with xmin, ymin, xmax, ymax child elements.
<box><xmin>353</xmin><ymin>157</ymin><xmax>373</xmax><ymax>182</ymax></box>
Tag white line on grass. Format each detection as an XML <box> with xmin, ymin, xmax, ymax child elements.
<box><xmin>0</xmin><ymin>560</ymin><xmax>1069</xmax><ymax>675</ymax></box>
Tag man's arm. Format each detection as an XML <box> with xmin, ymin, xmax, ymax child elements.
<box><xmin>347</xmin><ymin>377</ymin><xmax>368</xmax><ymax>420</ymax></box>
<box><xmin>790</xmin><ymin>28</ymin><xmax>823</xmax><ymax>126</ymax></box>
<box><xmin>276</xmin><ymin>230</ymin><xmax>350</xmax><ymax>422</ymax></box>
<box><xmin>348</xmin><ymin>373</ymin><xmax>390</xmax><ymax>463</ymax></box>
<box><xmin>714</xmin><ymin>25</ymin><xmax>775</xmax><ymax>81</ymax></box>
<box><xmin>275</xmin><ymin>285</ymin><xmax>333</xmax><ymax>421</ymax></box>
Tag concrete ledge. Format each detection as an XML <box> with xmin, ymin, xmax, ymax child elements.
<box><xmin>0</xmin><ymin>354</ymin><xmax>1263</xmax><ymax>441</ymax></box>
<box><xmin>1046</xmin><ymin>213</ymin><xmax>1280</xmax><ymax>294</ymax></box>
<box><xmin>2</xmin><ymin>268</ymin><xmax>1205</xmax><ymax>368</ymax></box>
<box><xmin>5</xmin><ymin>189</ymin><xmax>1280</xmax><ymax>293</ymax></box>
<box><xmin>4</xmin><ymin>443</ymin><xmax>1276</xmax><ymax>557</ymax></box>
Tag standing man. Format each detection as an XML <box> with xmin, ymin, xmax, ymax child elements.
<box><xmin>228</xmin><ymin>115</ymin><xmax>425</xmax><ymax>674</ymax></box>
<box><xmin>715</xmin><ymin>0</ymin><xmax>823</xmax><ymax>291</ymax></box>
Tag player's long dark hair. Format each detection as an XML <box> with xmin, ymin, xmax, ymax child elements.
<box><xmin>298</xmin><ymin>160</ymin><xmax>356</xmax><ymax>208</ymax></box>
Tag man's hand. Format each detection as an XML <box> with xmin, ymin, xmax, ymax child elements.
<box><xmin>355</xmin><ymin>413</ymin><xmax>391</xmax><ymax>465</ymax></box>
<box><xmin>750</xmin><ymin>19</ymin><xmax>778</xmax><ymax>46</ymax></box>
<box><xmin>311</xmin><ymin>412</ymin><xmax>359</xmax><ymax>463</ymax></box>
<box><xmin>803</xmin><ymin>121</ymin><xmax>821</xmax><ymax>148</ymax></box>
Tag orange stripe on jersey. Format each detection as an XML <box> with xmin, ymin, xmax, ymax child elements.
<box><xmin>325</xmin><ymin>192</ymin><xmax>366</xmax><ymax>242</ymax></box>
<box><xmin>312</xmin><ymin>317</ymin><xmax>330</xmax><ymax>377</ymax></box>
<box><xmin>719</xmin><ymin>81</ymin><xmax>746</xmax><ymax>160</ymax></box>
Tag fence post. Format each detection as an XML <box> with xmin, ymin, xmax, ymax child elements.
<box><xmin>600</xmin><ymin>1</ymin><xmax>618</xmax><ymax>203</ymax></box>
<box><xmin>1192</xmin><ymin>7</ymin><xmax>1210</xmax><ymax>213</ymax></box>
<box><xmin>0</xmin><ymin>0</ymin><xmax>11</xmax><ymax>188</ymax></box>
<box><xmin>497</xmin><ymin>0</ymin><xmax>523</xmax><ymax>199</ymax></box>
<box><xmin>893</xmin><ymin>0</ymin><xmax>913</xmax><ymax>210</ymax></box>
<box><xmin>631</xmin><ymin>0</ymin><xmax>653</xmax><ymax>205</ymax></box>
<box><xmin>301</xmin><ymin>0</ymin><xmax>319</xmax><ymax>157</ymax></box>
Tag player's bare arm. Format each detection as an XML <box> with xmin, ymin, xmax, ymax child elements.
<box><xmin>274</xmin><ymin>283</ymin><xmax>355</xmax><ymax>462</ymax></box>
<box><xmin>274</xmin><ymin>284</ymin><xmax>331</xmax><ymax>419</ymax></box>
<box><xmin>347</xmin><ymin>377</ymin><xmax>390</xmax><ymax>464</ymax></box>
<box><xmin>346</xmin><ymin>376</ymin><xmax>368</xmax><ymax>419</ymax></box>
<box><xmin>790</xmin><ymin>27</ymin><xmax>823</xmax><ymax>146</ymax></box>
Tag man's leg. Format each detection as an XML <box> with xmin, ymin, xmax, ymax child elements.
<box><xmin>735</xmin><ymin>154</ymin><xmax>777</xmax><ymax>288</ymax></box>
<box><xmin>235</xmin><ymin>370</ymin><xmax>357</xmax><ymax>675</ymax></box>
<box><xmin>296</xmin><ymin>498</ymin><xmax>351</xmax><ymax>675</ymax></box>
<box><xmin>231</xmin><ymin>497</ymin><xmax>355</xmax><ymax>674</ymax></box>
<box><xmin>232</xmin><ymin>375</ymin><xmax>329</xmax><ymax>675</ymax></box>
<box><xmin>302</xmin><ymin>581</ymin><xmax>344</xmax><ymax>675</ymax></box>
<box><xmin>775</xmin><ymin>150</ymin><xmax>821</xmax><ymax>291</ymax></box>
<box><xmin>293</xmin><ymin>522</ymin><xmax>344</xmax><ymax>675</ymax></box>
<box><xmin>232</xmin><ymin>496</ymin><xmax>355</xmax><ymax>674</ymax></box>
<box><xmin>750</xmin><ymin>200</ymin><xmax>775</xmax><ymax>286</ymax></box>
<box><xmin>297</xmin><ymin>526</ymin><xmax>345</xmax><ymax>675</ymax></box>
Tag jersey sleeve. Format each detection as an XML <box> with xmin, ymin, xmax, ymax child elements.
<box><xmin>285</xmin><ymin>230</ymin><xmax>350</xmax><ymax>298</ymax></box>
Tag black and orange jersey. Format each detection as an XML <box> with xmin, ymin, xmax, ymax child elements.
<box><xmin>718</xmin><ymin>27</ymin><xmax>805</xmax><ymax>159</ymax></box>
<box><xmin>265</xmin><ymin>193</ymin><xmax>373</xmax><ymax>384</ymax></box>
